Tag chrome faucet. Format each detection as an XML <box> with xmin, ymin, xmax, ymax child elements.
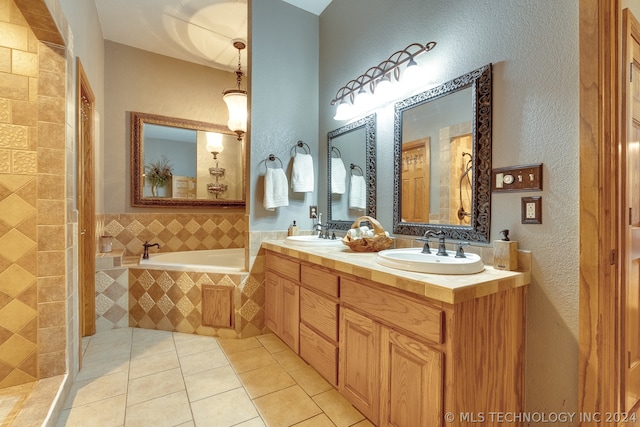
<box><xmin>142</xmin><ymin>241</ymin><xmax>161</xmax><ymax>259</ymax></box>
<box><xmin>417</xmin><ymin>230</ymin><xmax>448</xmax><ymax>256</ymax></box>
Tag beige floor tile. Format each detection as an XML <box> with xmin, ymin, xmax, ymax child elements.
<box><xmin>87</xmin><ymin>327</ymin><xmax>132</xmax><ymax>346</ymax></box>
<box><xmin>288</xmin><ymin>365</ymin><xmax>333</xmax><ymax>397</ymax></box>
<box><xmin>312</xmin><ymin>389</ymin><xmax>364</xmax><ymax>427</ymax></box>
<box><xmin>125</xmin><ymin>390</ymin><xmax>192</xmax><ymax>427</ymax></box>
<box><xmin>238</xmin><ymin>363</ymin><xmax>296</xmax><ymax>399</ymax></box>
<box><xmin>132</xmin><ymin>327</ymin><xmax>172</xmax><ymax>341</ymax></box>
<box><xmin>272</xmin><ymin>348</ymin><xmax>309</xmax><ymax>372</ymax></box>
<box><xmin>350</xmin><ymin>419</ymin><xmax>375</xmax><ymax>426</ymax></box>
<box><xmin>174</xmin><ymin>422</ymin><xmax>195</xmax><ymax>427</ymax></box>
<box><xmin>179</xmin><ymin>348</ymin><xmax>229</xmax><ymax>377</ymax></box>
<box><xmin>63</xmin><ymin>371</ymin><xmax>128</xmax><ymax>409</ymax></box>
<box><xmin>83</xmin><ymin>340</ymin><xmax>132</xmax><ymax>360</ymax></box>
<box><xmin>183</xmin><ymin>365</ymin><xmax>242</xmax><ymax>402</ymax></box>
<box><xmin>256</xmin><ymin>333</ymin><xmax>289</xmax><ymax>354</ymax></box>
<box><xmin>129</xmin><ymin>350</ymin><xmax>180</xmax><ymax>379</ymax></box>
<box><xmin>190</xmin><ymin>387</ymin><xmax>258</xmax><ymax>427</ymax></box>
<box><xmin>130</xmin><ymin>336</ymin><xmax>176</xmax><ymax>358</ymax></box>
<box><xmin>226</xmin><ymin>346</ymin><xmax>278</xmax><ymax>374</ymax></box>
<box><xmin>75</xmin><ymin>352</ymin><xmax>130</xmax><ymax>382</ymax></box>
<box><xmin>253</xmin><ymin>385</ymin><xmax>322</xmax><ymax>427</ymax></box>
<box><xmin>292</xmin><ymin>413</ymin><xmax>337</xmax><ymax>426</ymax></box>
<box><xmin>234</xmin><ymin>418</ymin><xmax>267</xmax><ymax>427</ymax></box>
<box><xmin>218</xmin><ymin>336</ymin><xmax>263</xmax><ymax>355</ymax></box>
<box><xmin>173</xmin><ymin>333</ymin><xmax>220</xmax><ymax>357</ymax></box>
<box><xmin>127</xmin><ymin>367</ymin><xmax>185</xmax><ymax>407</ymax></box>
<box><xmin>56</xmin><ymin>394</ymin><xmax>126</xmax><ymax>427</ymax></box>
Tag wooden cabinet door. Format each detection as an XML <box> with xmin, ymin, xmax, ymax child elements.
<box><xmin>380</xmin><ymin>328</ymin><xmax>443</xmax><ymax>427</ymax></box>
<box><xmin>281</xmin><ymin>278</ymin><xmax>300</xmax><ymax>352</ymax></box>
<box><xmin>339</xmin><ymin>308</ymin><xmax>380</xmax><ymax>424</ymax></box>
<box><xmin>265</xmin><ymin>272</ymin><xmax>280</xmax><ymax>334</ymax></box>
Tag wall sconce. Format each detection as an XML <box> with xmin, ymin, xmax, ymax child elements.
<box><xmin>331</xmin><ymin>41</ymin><xmax>437</xmax><ymax>121</ymax></box>
<box><xmin>206</xmin><ymin>132</ymin><xmax>228</xmax><ymax>198</ymax></box>
<box><xmin>223</xmin><ymin>40</ymin><xmax>247</xmax><ymax>141</ymax></box>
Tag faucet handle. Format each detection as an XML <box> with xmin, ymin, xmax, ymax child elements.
<box><xmin>455</xmin><ymin>242</ymin><xmax>470</xmax><ymax>258</ymax></box>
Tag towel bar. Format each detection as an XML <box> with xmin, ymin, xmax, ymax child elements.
<box><xmin>332</xmin><ymin>146</ymin><xmax>342</xmax><ymax>158</ymax></box>
<box><xmin>291</xmin><ymin>140</ymin><xmax>310</xmax><ymax>155</ymax></box>
<box><xmin>350</xmin><ymin>163</ymin><xmax>364</xmax><ymax>176</ymax></box>
<box><xmin>264</xmin><ymin>154</ymin><xmax>283</xmax><ymax>171</ymax></box>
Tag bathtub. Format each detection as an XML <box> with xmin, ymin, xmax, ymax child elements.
<box><xmin>138</xmin><ymin>248</ymin><xmax>246</xmax><ymax>273</ymax></box>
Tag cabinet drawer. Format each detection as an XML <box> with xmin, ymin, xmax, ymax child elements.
<box><xmin>300</xmin><ymin>323</ymin><xmax>338</xmax><ymax>386</ymax></box>
<box><xmin>341</xmin><ymin>277</ymin><xmax>444</xmax><ymax>344</ymax></box>
<box><xmin>301</xmin><ymin>264</ymin><xmax>339</xmax><ymax>297</ymax></box>
<box><xmin>300</xmin><ymin>287</ymin><xmax>339</xmax><ymax>341</ymax></box>
<box><xmin>266</xmin><ymin>252</ymin><xmax>300</xmax><ymax>282</ymax></box>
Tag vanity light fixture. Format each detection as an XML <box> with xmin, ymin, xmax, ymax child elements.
<box><xmin>331</xmin><ymin>41</ymin><xmax>437</xmax><ymax>121</ymax></box>
<box><xmin>223</xmin><ymin>40</ymin><xmax>247</xmax><ymax>140</ymax></box>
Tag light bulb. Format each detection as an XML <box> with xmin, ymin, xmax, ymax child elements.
<box><xmin>402</xmin><ymin>57</ymin><xmax>422</xmax><ymax>91</ymax></box>
<box><xmin>333</xmin><ymin>100</ymin><xmax>354</xmax><ymax>121</ymax></box>
<box><xmin>374</xmin><ymin>75</ymin><xmax>393</xmax><ymax>103</ymax></box>
<box><xmin>205</xmin><ymin>132</ymin><xmax>224</xmax><ymax>154</ymax></box>
<box><xmin>353</xmin><ymin>88</ymin><xmax>373</xmax><ymax>114</ymax></box>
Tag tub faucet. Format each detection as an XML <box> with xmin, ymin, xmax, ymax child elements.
<box><xmin>142</xmin><ymin>241</ymin><xmax>161</xmax><ymax>259</ymax></box>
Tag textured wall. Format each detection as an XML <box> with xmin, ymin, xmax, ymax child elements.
<box><xmin>319</xmin><ymin>0</ymin><xmax>579</xmax><ymax>416</ymax></box>
<box><xmin>249</xmin><ymin>0</ymin><xmax>319</xmax><ymax>232</ymax></box>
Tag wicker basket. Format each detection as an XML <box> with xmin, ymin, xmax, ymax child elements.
<box><xmin>342</xmin><ymin>216</ymin><xmax>393</xmax><ymax>252</ymax></box>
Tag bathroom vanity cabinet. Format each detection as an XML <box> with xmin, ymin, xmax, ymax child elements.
<box><xmin>263</xmin><ymin>245</ymin><xmax>529</xmax><ymax>427</ymax></box>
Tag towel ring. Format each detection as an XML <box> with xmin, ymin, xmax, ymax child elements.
<box><xmin>291</xmin><ymin>140</ymin><xmax>310</xmax><ymax>156</ymax></box>
<box><xmin>265</xmin><ymin>154</ymin><xmax>283</xmax><ymax>172</ymax></box>
<box><xmin>350</xmin><ymin>163</ymin><xmax>364</xmax><ymax>176</ymax></box>
<box><xmin>331</xmin><ymin>146</ymin><xmax>342</xmax><ymax>158</ymax></box>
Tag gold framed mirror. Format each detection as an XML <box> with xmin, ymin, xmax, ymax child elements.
<box><xmin>393</xmin><ymin>64</ymin><xmax>492</xmax><ymax>242</ymax></box>
<box><xmin>130</xmin><ymin>111</ymin><xmax>246</xmax><ymax>208</ymax></box>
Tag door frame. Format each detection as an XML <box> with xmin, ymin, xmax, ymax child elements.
<box><xmin>579</xmin><ymin>0</ymin><xmax>624</xmax><ymax>420</ymax></box>
<box><xmin>76</xmin><ymin>58</ymin><xmax>96</xmax><ymax>339</ymax></box>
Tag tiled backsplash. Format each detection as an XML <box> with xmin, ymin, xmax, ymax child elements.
<box><xmin>98</xmin><ymin>213</ymin><xmax>246</xmax><ymax>256</ymax></box>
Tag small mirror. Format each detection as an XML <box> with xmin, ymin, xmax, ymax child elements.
<box><xmin>131</xmin><ymin>111</ymin><xmax>245</xmax><ymax>208</ymax></box>
<box><xmin>327</xmin><ymin>114</ymin><xmax>376</xmax><ymax>230</ymax></box>
<box><xmin>393</xmin><ymin>64</ymin><xmax>492</xmax><ymax>242</ymax></box>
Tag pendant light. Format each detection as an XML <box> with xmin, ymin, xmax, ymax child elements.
<box><xmin>223</xmin><ymin>40</ymin><xmax>247</xmax><ymax>140</ymax></box>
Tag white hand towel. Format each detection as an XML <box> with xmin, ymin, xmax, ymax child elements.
<box><xmin>349</xmin><ymin>175</ymin><xmax>367</xmax><ymax>211</ymax></box>
<box><xmin>264</xmin><ymin>168</ymin><xmax>289</xmax><ymax>211</ymax></box>
<box><xmin>331</xmin><ymin>158</ymin><xmax>346</xmax><ymax>194</ymax></box>
<box><xmin>291</xmin><ymin>153</ymin><xmax>314</xmax><ymax>192</ymax></box>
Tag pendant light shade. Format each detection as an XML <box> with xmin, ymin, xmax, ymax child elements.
<box><xmin>223</xmin><ymin>40</ymin><xmax>247</xmax><ymax>140</ymax></box>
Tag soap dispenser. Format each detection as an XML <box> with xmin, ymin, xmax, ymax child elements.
<box><xmin>493</xmin><ymin>229</ymin><xmax>518</xmax><ymax>271</ymax></box>
<box><xmin>288</xmin><ymin>221</ymin><xmax>300</xmax><ymax>236</ymax></box>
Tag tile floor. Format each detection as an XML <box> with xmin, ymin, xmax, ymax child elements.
<box><xmin>55</xmin><ymin>328</ymin><xmax>373</xmax><ymax>427</ymax></box>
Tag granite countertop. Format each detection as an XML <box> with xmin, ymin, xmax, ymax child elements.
<box><xmin>262</xmin><ymin>239</ymin><xmax>531</xmax><ymax>305</ymax></box>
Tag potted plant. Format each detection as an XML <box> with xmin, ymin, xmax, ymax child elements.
<box><xmin>145</xmin><ymin>155</ymin><xmax>173</xmax><ymax>197</ymax></box>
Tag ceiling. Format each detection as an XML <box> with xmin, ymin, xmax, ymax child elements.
<box><xmin>94</xmin><ymin>0</ymin><xmax>332</xmax><ymax>72</ymax></box>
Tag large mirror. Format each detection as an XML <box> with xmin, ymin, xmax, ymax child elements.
<box><xmin>131</xmin><ymin>111</ymin><xmax>245</xmax><ymax>208</ymax></box>
<box><xmin>327</xmin><ymin>114</ymin><xmax>376</xmax><ymax>230</ymax></box>
<box><xmin>393</xmin><ymin>64</ymin><xmax>492</xmax><ymax>242</ymax></box>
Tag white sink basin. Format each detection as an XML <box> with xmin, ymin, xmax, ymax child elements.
<box><xmin>376</xmin><ymin>248</ymin><xmax>484</xmax><ymax>274</ymax></box>
<box><xmin>285</xmin><ymin>235</ymin><xmax>343</xmax><ymax>247</ymax></box>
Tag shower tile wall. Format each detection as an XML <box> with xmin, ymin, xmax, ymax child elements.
<box><xmin>98</xmin><ymin>213</ymin><xmax>246</xmax><ymax>256</ymax></box>
<box><xmin>0</xmin><ymin>0</ymin><xmax>68</xmax><ymax>389</ymax></box>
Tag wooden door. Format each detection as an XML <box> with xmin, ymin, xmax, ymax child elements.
<box><xmin>623</xmin><ymin>9</ymin><xmax>640</xmax><ymax>411</ymax></box>
<box><xmin>401</xmin><ymin>138</ymin><xmax>430</xmax><ymax>223</ymax></box>
<box><xmin>339</xmin><ymin>308</ymin><xmax>380</xmax><ymax>424</ymax></box>
<box><xmin>379</xmin><ymin>328</ymin><xmax>443</xmax><ymax>427</ymax></box>
<box><xmin>265</xmin><ymin>272</ymin><xmax>280</xmax><ymax>333</ymax></box>
<box><xmin>77</xmin><ymin>59</ymin><xmax>96</xmax><ymax>337</ymax></box>
<box><xmin>281</xmin><ymin>278</ymin><xmax>300</xmax><ymax>352</ymax></box>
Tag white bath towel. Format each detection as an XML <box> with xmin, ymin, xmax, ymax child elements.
<box><xmin>349</xmin><ymin>175</ymin><xmax>367</xmax><ymax>211</ymax></box>
<box><xmin>291</xmin><ymin>153</ymin><xmax>314</xmax><ymax>192</ymax></box>
<box><xmin>331</xmin><ymin>158</ymin><xmax>346</xmax><ymax>194</ymax></box>
<box><xmin>264</xmin><ymin>168</ymin><xmax>289</xmax><ymax>211</ymax></box>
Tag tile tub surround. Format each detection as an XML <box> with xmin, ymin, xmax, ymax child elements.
<box><xmin>128</xmin><ymin>268</ymin><xmax>265</xmax><ymax>338</ymax></box>
<box><xmin>261</xmin><ymin>240</ymin><xmax>531</xmax><ymax>304</ymax></box>
<box><xmin>98</xmin><ymin>213</ymin><xmax>246</xmax><ymax>256</ymax></box>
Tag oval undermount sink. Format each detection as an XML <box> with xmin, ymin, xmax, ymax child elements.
<box><xmin>285</xmin><ymin>235</ymin><xmax>344</xmax><ymax>247</ymax></box>
<box><xmin>376</xmin><ymin>248</ymin><xmax>484</xmax><ymax>274</ymax></box>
